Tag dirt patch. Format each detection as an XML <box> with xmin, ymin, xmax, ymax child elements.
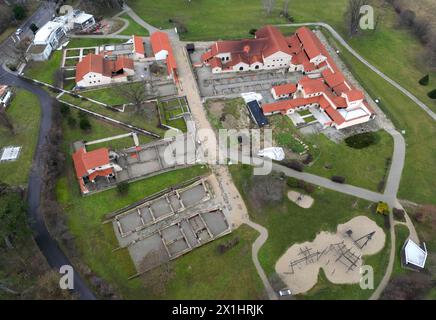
<box><xmin>275</xmin><ymin>216</ymin><xmax>386</xmax><ymax>294</ymax></box>
<box><xmin>287</xmin><ymin>191</ymin><xmax>314</xmax><ymax>208</ymax></box>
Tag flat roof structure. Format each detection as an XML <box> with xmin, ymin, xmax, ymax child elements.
<box><xmin>403</xmin><ymin>239</ymin><xmax>427</xmax><ymax>269</ymax></box>
<box><xmin>0</xmin><ymin>146</ymin><xmax>21</xmax><ymax>162</ymax></box>
<box><xmin>247</xmin><ymin>100</ymin><xmax>268</xmax><ymax>127</ymax></box>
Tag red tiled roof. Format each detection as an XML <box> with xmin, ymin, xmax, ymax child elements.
<box><xmin>323</xmin><ymin>70</ymin><xmax>345</xmax><ymax>88</ymax></box>
<box><xmin>255</xmin><ymin>25</ymin><xmax>292</xmax><ymax>57</ymax></box>
<box><xmin>72</xmin><ymin>147</ymin><xmax>110</xmax><ymax>178</ymax></box>
<box><xmin>332</xmin><ymin>82</ymin><xmax>351</xmax><ymax>95</ymax></box>
<box><xmin>299</xmin><ymin>77</ymin><xmax>326</xmax><ymax>95</ymax></box>
<box><xmin>202</xmin><ymin>25</ymin><xmax>291</xmax><ymax>67</ymax></box>
<box><xmin>324</xmin><ymin>106</ymin><xmax>345</xmax><ymax>125</ymax></box>
<box><xmin>75</xmin><ymin>54</ymin><xmax>134</xmax><ymax>82</ymax></box>
<box><xmin>272</xmin><ymin>83</ymin><xmax>297</xmax><ymax>96</ymax></box>
<box><xmin>295</xmin><ymin>27</ymin><xmax>323</xmax><ymax>60</ymax></box>
<box><xmin>88</xmin><ymin>168</ymin><xmax>113</xmax><ymax>181</ymax></box>
<box><xmin>150</xmin><ymin>31</ymin><xmax>177</xmax><ymax>81</ymax></box>
<box><xmin>133</xmin><ymin>35</ymin><xmax>145</xmax><ymax>55</ymax></box>
<box><xmin>262</xmin><ymin>96</ymin><xmax>319</xmax><ymax>113</ymax></box>
<box><xmin>344</xmin><ymin>89</ymin><xmax>364</xmax><ymax>101</ymax></box>
<box><xmin>150</xmin><ymin>31</ymin><xmax>171</xmax><ymax>56</ymax></box>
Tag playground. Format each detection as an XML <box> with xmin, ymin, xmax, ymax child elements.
<box><xmin>275</xmin><ymin>216</ymin><xmax>386</xmax><ymax>295</ymax></box>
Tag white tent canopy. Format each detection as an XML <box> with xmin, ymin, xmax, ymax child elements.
<box><xmin>0</xmin><ymin>146</ymin><xmax>22</xmax><ymax>161</ymax></box>
<box><xmin>404</xmin><ymin>239</ymin><xmax>427</xmax><ymax>269</ymax></box>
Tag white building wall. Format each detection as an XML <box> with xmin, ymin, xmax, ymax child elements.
<box><xmin>154</xmin><ymin>49</ymin><xmax>168</xmax><ymax>61</ymax></box>
<box><xmin>77</xmin><ymin>72</ymin><xmax>111</xmax><ymax>87</ymax></box>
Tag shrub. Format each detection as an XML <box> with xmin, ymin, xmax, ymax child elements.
<box><xmin>376</xmin><ymin>201</ymin><xmax>390</xmax><ymax>215</ymax></box>
<box><xmin>60</xmin><ymin>104</ymin><xmax>70</xmax><ymax>116</ymax></box>
<box><xmin>79</xmin><ymin>118</ymin><xmax>92</xmax><ymax>131</ymax></box>
<box><xmin>283</xmin><ymin>160</ymin><xmax>304</xmax><ymax>172</ymax></box>
<box><xmin>117</xmin><ymin>181</ymin><xmax>129</xmax><ymax>195</ymax></box>
<box><xmin>419</xmin><ymin>74</ymin><xmax>429</xmax><ymax>86</ymax></box>
<box><xmin>67</xmin><ymin>116</ymin><xmax>77</xmax><ymax>128</ymax></box>
<box><xmin>331</xmin><ymin>175</ymin><xmax>345</xmax><ymax>184</ymax></box>
<box><xmin>286</xmin><ymin>177</ymin><xmax>299</xmax><ymax>188</ymax></box>
<box><xmin>249</xmin><ymin>28</ymin><xmax>257</xmax><ymax>35</ymax></box>
<box><xmin>427</xmin><ymin>89</ymin><xmax>436</xmax><ymax>99</ymax></box>
<box><xmin>345</xmin><ymin>132</ymin><xmax>379</xmax><ymax>149</ymax></box>
<box><xmin>303</xmin><ymin>182</ymin><xmax>316</xmax><ymax>194</ymax></box>
<box><xmin>30</xmin><ymin>23</ymin><xmax>39</xmax><ymax>34</ymax></box>
<box><xmin>13</xmin><ymin>5</ymin><xmax>26</xmax><ymax>20</ymax></box>
<box><xmin>217</xmin><ymin>237</ymin><xmax>239</xmax><ymax>254</ymax></box>
<box><xmin>393</xmin><ymin>208</ymin><xmax>406</xmax><ymax>221</ymax></box>
<box><xmin>302</xmin><ymin>153</ymin><xmax>313</xmax><ymax>165</ymax></box>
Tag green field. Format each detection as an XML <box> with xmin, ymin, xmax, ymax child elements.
<box><xmin>306</xmin><ymin>130</ymin><xmax>393</xmax><ymax>192</ymax></box>
<box><xmin>0</xmin><ymin>90</ymin><xmax>41</xmax><ymax>186</ymax></box>
<box><xmin>126</xmin><ymin>0</ymin><xmax>350</xmax><ymax>41</ymax></box>
<box><xmin>391</xmin><ymin>224</ymin><xmax>410</xmax><ymax>277</ymax></box>
<box><xmin>59</xmin><ymin>93</ymin><xmax>166</xmax><ymax>136</ymax></box>
<box><xmin>321</xmin><ymin>32</ymin><xmax>436</xmax><ymax>204</ymax></box>
<box><xmin>80</xmin><ymin>84</ymin><xmax>135</xmax><ymax>106</ymax></box>
<box><xmin>229</xmin><ymin>164</ymin><xmax>390</xmax><ymax>299</ymax></box>
<box><xmin>158</xmin><ymin>98</ymin><xmax>189</xmax><ymax>132</ymax></box>
<box><xmin>118</xmin><ymin>13</ymin><xmax>150</xmax><ymax>36</ymax></box>
<box><xmin>57</xmin><ymin>112</ymin><xmax>265</xmax><ymax>299</ymax></box>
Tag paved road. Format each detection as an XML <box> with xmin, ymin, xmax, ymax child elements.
<box><xmin>122</xmin><ymin>4</ymin><xmax>159</xmax><ymax>34</ymax></box>
<box><xmin>244</xmin><ymin>220</ymin><xmax>278</xmax><ymax>300</ymax></box>
<box><xmin>276</xmin><ymin>23</ymin><xmax>436</xmax><ymax>121</ymax></box>
<box><xmin>0</xmin><ymin>66</ymin><xmax>96</xmax><ymax>300</ymax></box>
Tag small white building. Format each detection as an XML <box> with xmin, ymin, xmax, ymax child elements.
<box><xmin>30</xmin><ymin>20</ymin><xmax>67</xmax><ymax>61</ymax></box>
<box><xmin>0</xmin><ymin>85</ymin><xmax>13</xmax><ymax>108</ymax></box>
<box><xmin>402</xmin><ymin>239</ymin><xmax>428</xmax><ymax>270</ymax></box>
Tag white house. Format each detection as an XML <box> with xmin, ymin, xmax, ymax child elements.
<box><xmin>75</xmin><ymin>53</ymin><xmax>135</xmax><ymax>88</ymax></box>
<box><xmin>30</xmin><ymin>20</ymin><xmax>67</xmax><ymax>61</ymax></box>
<box><xmin>201</xmin><ymin>25</ymin><xmax>292</xmax><ymax>73</ymax></box>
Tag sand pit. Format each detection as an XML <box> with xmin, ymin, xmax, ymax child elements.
<box><xmin>287</xmin><ymin>191</ymin><xmax>314</xmax><ymax>208</ymax></box>
<box><xmin>275</xmin><ymin>216</ymin><xmax>386</xmax><ymax>295</ymax></box>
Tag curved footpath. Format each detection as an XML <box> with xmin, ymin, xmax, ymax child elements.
<box><xmin>276</xmin><ymin>23</ymin><xmax>436</xmax><ymax>121</ymax></box>
<box><xmin>0</xmin><ymin>66</ymin><xmax>96</xmax><ymax>300</ymax></box>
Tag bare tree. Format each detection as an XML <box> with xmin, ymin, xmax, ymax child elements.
<box><xmin>118</xmin><ymin>81</ymin><xmax>156</xmax><ymax>119</ymax></box>
<box><xmin>283</xmin><ymin>0</ymin><xmax>290</xmax><ymax>18</ymax></box>
<box><xmin>262</xmin><ymin>0</ymin><xmax>276</xmax><ymax>15</ymax></box>
<box><xmin>0</xmin><ymin>109</ymin><xmax>15</xmax><ymax>134</ymax></box>
<box><xmin>344</xmin><ymin>0</ymin><xmax>367</xmax><ymax>37</ymax></box>
<box><xmin>426</xmin><ymin>37</ymin><xmax>436</xmax><ymax>70</ymax></box>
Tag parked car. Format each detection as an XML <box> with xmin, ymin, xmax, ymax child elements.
<box><xmin>15</xmin><ymin>28</ymin><xmax>23</xmax><ymax>36</ymax></box>
<box><xmin>278</xmin><ymin>289</ymin><xmax>292</xmax><ymax>297</ymax></box>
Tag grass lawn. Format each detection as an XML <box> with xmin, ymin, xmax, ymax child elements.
<box><xmin>57</xmin><ymin>113</ymin><xmax>264</xmax><ymax>299</ymax></box>
<box><xmin>391</xmin><ymin>224</ymin><xmax>410</xmax><ymax>277</ymax></box>
<box><xmin>229</xmin><ymin>164</ymin><xmax>390</xmax><ymax>299</ymax></box>
<box><xmin>161</xmin><ymin>224</ymin><xmax>266</xmax><ymax>299</ymax></box>
<box><xmin>0</xmin><ymin>27</ymin><xmax>15</xmax><ymax>44</ymax></box>
<box><xmin>158</xmin><ymin>98</ymin><xmax>188</xmax><ymax>132</ymax></box>
<box><xmin>80</xmin><ymin>85</ymin><xmax>134</xmax><ymax>106</ymax></box>
<box><xmin>56</xmin><ymin>164</ymin><xmax>210</xmax><ymax>299</ymax></box>
<box><xmin>59</xmin><ymin>93</ymin><xmax>166</xmax><ymax>136</ymax></box>
<box><xmin>24</xmin><ymin>51</ymin><xmax>62</xmax><ymax>85</ymax></box>
<box><xmin>321</xmin><ymin>32</ymin><xmax>436</xmax><ymax>205</ymax></box>
<box><xmin>62</xmin><ymin>108</ymin><xmax>154</xmax><ymax>150</ymax></box>
<box><xmin>66</xmin><ymin>37</ymin><xmax>127</xmax><ymax>48</ymax></box>
<box><xmin>306</xmin><ymin>130</ymin><xmax>393</xmax><ymax>192</ymax></box>
<box><xmin>0</xmin><ymin>90</ymin><xmax>41</xmax><ymax>186</ymax></box>
<box><xmin>127</xmin><ymin>0</ymin><xmax>350</xmax><ymax>41</ymax></box>
<box><xmin>270</xmin><ymin>115</ymin><xmax>306</xmax><ymax>153</ymax></box>
<box><xmin>118</xmin><ymin>13</ymin><xmax>150</xmax><ymax>36</ymax></box>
